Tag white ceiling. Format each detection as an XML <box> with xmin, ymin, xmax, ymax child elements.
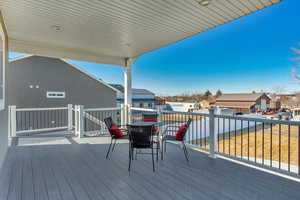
<box><xmin>0</xmin><ymin>0</ymin><xmax>283</xmax><ymax>66</ymax></box>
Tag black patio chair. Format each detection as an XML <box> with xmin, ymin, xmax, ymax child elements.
<box><xmin>128</xmin><ymin>125</ymin><xmax>156</xmax><ymax>172</ymax></box>
<box><xmin>104</xmin><ymin>117</ymin><xmax>128</xmax><ymax>159</ymax></box>
<box><xmin>161</xmin><ymin>118</ymin><xmax>192</xmax><ymax>162</ymax></box>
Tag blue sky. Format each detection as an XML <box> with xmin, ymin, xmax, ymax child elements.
<box><xmin>11</xmin><ymin>0</ymin><xmax>300</xmax><ymax>95</ymax></box>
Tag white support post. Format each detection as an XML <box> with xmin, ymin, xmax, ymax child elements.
<box><xmin>67</xmin><ymin>104</ymin><xmax>73</xmax><ymax>131</ymax></box>
<box><xmin>209</xmin><ymin>107</ymin><xmax>217</xmax><ymax>158</ymax></box>
<box><xmin>9</xmin><ymin>105</ymin><xmax>16</xmax><ymax>137</ymax></box>
<box><xmin>123</xmin><ymin>58</ymin><xmax>135</xmax><ymax>125</ymax></box>
<box><xmin>78</xmin><ymin>105</ymin><xmax>84</xmax><ymax>138</ymax></box>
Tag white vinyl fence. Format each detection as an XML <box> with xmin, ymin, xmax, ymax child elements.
<box><xmin>9</xmin><ymin>104</ymin><xmax>122</xmax><ymax>138</ymax></box>
<box><xmin>8</xmin><ymin>105</ymin><xmax>72</xmax><ymax>137</ymax></box>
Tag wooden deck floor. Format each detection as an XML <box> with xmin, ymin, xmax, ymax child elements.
<box><xmin>1</xmin><ymin>136</ymin><xmax>300</xmax><ymax>200</ymax></box>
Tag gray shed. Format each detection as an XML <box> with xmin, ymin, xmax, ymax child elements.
<box><xmin>7</xmin><ymin>55</ymin><xmax>117</xmax><ymax>108</ymax></box>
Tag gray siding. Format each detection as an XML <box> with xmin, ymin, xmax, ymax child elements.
<box><xmin>6</xmin><ymin>56</ymin><xmax>116</xmax><ymax>108</ymax></box>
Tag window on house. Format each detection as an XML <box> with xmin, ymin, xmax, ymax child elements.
<box><xmin>47</xmin><ymin>91</ymin><xmax>66</xmax><ymax>99</ymax></box>
<box><xmin>148</xmin><ymin>103</ymin><xmax>152</xmax><ymax>108</ymax></box>
<box><xmin>139</xmin><ymin>103</ymin><xmax>143</xmax><ymax>108</ymax></box>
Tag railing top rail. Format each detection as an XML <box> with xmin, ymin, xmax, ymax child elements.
<box><xmin>16</xmin><ymin>107</ymin><xmax>68</xmax><ymax>111</ymax></box>
<box><xmin>84</xmin><ymin>107</ymin><xmax>121</xmax><ymax>112</ymax></box>
<box><xmin>215</xmin><ymin>114</ymin><xmax>300</xmax><ymax>126</ymax></box>
<box><xmin>131</xmin><ymin>107</ymin><xmax>158</xmax><ymax>112</ymax></box>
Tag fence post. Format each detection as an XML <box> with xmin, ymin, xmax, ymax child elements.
<box><xmin>123</xmin><ymin>104</ymin><xmax>131</xmax><ymax>125</ymax></box>
<box><xmin>209</xmin><ymin>107</ymin><xmax>217</xmax><ymax>158</ymax></box>
<box><xmin>120</xmin><ymin>104</ymin><xmax>125</xmax><ymax>126</ymax></box>
<box><xmin>9</xmin><ymin>105</ymin><xmax>17</xmax><ymax>137</ymax></box>
<box><xmin>157</xmin><ymin>107</ymin><xmax>162</xmax><ymax>123</ymax></box>
<box><xmin>67</xmin><ymin>104</ymin><xmax>73</xmax><ymax>131</ymax></box>
<box><xmin>78</xmin><ymin>105</ymin><xmax>84</xmax><ymax>138</ymax></box>
<box><xmin>8</xmin><ymin>105</ymin><xmax>11</xmax><ymax>137</ymax></box>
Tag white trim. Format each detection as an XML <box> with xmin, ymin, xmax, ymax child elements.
<box><xmin>16</xmin><ymin>126</ymin><xmax>68</xmax><ymax>134</ymax></box>
<box><xmin>16</xmin><ymin>107</ymin><xmax>68</xmax><ymax>111</ymax></box>
<box><xmin>84</xmin><ymin>107</ymin><xmax>120</xmax><ymax>112</ymax></box>
<box><xmin>131</xmin><ymin>107</ymin><xmax>157</xmax><ymax>112</ymax></box>
<box><xmin>8</xmin><ymin>54</ymin><xmax>34</xmax><ymax>63</ymax></box>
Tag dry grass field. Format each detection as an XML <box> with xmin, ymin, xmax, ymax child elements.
<box><xmin>193</xmin><ymin>124</ymin><xmax>300</xmax><ymax>166</ymax></box>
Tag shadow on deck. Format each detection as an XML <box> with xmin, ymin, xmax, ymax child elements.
<box><xmin>1</xmin><ymin>136</ymin><xmax>300</xmax><ymax>200</ymax></box>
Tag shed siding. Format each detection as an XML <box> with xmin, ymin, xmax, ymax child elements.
<box><xmin>6</xmin><ymin>56</ymin><xmax>116</xmax><ymax>108</ymax></box>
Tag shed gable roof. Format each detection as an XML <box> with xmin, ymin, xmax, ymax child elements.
<box><xmin>109</xmin><ymin>84</ymin><xmax>154</xmax><ymax>95</ymax></box>
<box><xmin>216</xmin><ymin>93</ymin><xmax>269</xmax><ymax>102</ymax></box>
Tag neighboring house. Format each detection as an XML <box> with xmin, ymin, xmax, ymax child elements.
<box><xmin>199</xmin><ymin>97</ymin><xmax>215</xmax><ymax>109</ymax></box>
<box><xmin>109</xmin><ymin>84</ymin><xmax>157</xmax><ymax>108</ymax></box>
<box><xmin>268</xmin><ymin>94</ymin><xmax>281</xmax><ymax>110</ymax></box>
<box><xmin>274</xmin><ymin>93</ymin><xmax>300</xmax><ymax>109</ymax></box>
<box><xmin>214</xmin><ymin>93</ymin><xmax>271</xmax><ymax>113</ymax></box>
<box><xmin>7</xmin><ymin>55</ymin><xmax>117</xmax><ymax>108</ymax></box>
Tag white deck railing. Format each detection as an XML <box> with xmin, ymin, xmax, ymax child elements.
<box><xmin>8</xmin><ymin>105</ymin><xmax>72</xmax><ymax>136</ymax></box>
<box><xmin>8</xmin><ymin>105</ymin><xmax>300</xmax><ymax>177</ymax></box>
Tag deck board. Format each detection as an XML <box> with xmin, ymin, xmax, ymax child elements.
<box><xmin>1</xmin><ymin>136</ymin><xmax>300</xmax><ymax>200</ymax></box>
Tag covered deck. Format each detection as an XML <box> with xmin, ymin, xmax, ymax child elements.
<box><xmin>1</xmin><ymin>135</ymin><xmax>300</xmax><ymax>200</ymax></box>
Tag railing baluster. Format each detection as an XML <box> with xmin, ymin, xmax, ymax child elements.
<box><xmin>241</xmin><ymin>120</ymin><xmax>243</xmax><ymax>159</ymax></box>
<box><xmin>229</xmin><ymin>118</ymin><xmax>231</xmax><ymax>155</ymax></box>
<box><xmin>223</xmin><ymin>117</ymin><xmax>225</xmax><ymax>153</ymax></box>
<box><xmin>298</xmin><ymin>126</ymin><xmax>300</xmax><ymax>175</ymax></box>
<box><xmin>262</xmin><ymin>122</ymin><xmax>264</xmax><ymax>166</ymax></box>
<box><xmin>270</xmin><ymin>123</ymin><xmax>273</xmax><ymax>168</ymax></box>
<box><xmin>279</xmin><ymin>124</ymin><xmax>281</xmax><ymax>170</ymax></box>
<box><xmin>204</xmin><ymin>117</ymin><xmax>207</xmax><ymax>147</ymax></box>
<box><xmin>255</xmin><ymin>121</ymin><xmax>257</xmax><ymax>163</ymax></box>
<box><xmin>217</xmin><ymin>117</ymin><xmax>220</xmax><ymax>151</ymax></box>
<box><xmin>288</xmin><ymin>124</ymin><xmax>291</xmax><ymax>172</ymax></box>
<box><xmin>234</xmin><ymin>118</ymin><xmax>237</xmax><ymax>156</ymax></box>
<box><xmin>248</xmin><ymin>120</ymin><xmax>250</xmax><ymax>161</ymax></box>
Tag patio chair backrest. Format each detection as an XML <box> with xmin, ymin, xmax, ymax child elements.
<box><xmin>129</xmin><ymin>125</ymin><xmax>153</xmax><ymax>148</ymax></box>
<box><xmin>104</xmin><ymin>117</ymin><xmax>116</xmax><ymax>137</ymax></box>
<box><xmin>181</xmin><ymin>118</ymin><xmax>192</xmax><ymax>139</ymax></box>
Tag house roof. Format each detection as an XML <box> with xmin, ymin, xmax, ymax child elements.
<box><xmin>109</xmin><ymin>84</ymin><xmax>154</xmax><ymax>95</ymax></box>
<box><xmin>9</xmin><ymin>55</ymin><xmax>119</xmax><ymax>93</ymax></box>
<box><xmin>216</xmin><ymin>93</ymin><xmax>268</xmax><ymax>102</ymax></box>
<box><xmin>214</xmin><ymin>101</ymin><xmax>256</xmax><ymax>109</ymax></box>
<box><xmin>0</xmin><ymin>1</ymin><xmax>283</xmax><ymax>65</ymax></box>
